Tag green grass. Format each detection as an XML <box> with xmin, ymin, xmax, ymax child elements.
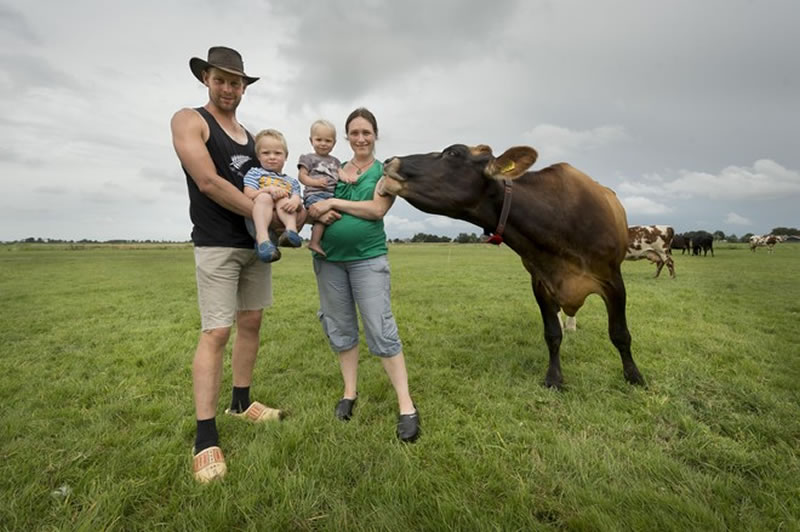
<box><xmin>1</xmin><ymin>242</ymin><xmax>798</xmax><ymax>530</ymax></box>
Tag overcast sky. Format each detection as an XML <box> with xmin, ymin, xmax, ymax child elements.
<box><xmin>1</xmin><ymin>0</ymin><xmax>798</xmax><ymax>241</ymax></box>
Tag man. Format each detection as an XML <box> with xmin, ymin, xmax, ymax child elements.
<box><xmin>171</xmin><ymin>46</ymin><xmax>287</xmax><ymax>483</ymax></box>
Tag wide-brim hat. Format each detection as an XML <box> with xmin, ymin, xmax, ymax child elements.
<box><xmin>190</xmin><ymin>46</ymin><xmax>259</xmax><ymax>85</ymax></box>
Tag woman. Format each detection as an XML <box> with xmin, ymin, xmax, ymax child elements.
<box><xmin>308</xmin><ymin>107</ymin><xmax>419</xmax><ymax>443</ymax></box>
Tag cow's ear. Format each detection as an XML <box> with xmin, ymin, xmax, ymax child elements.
<box><xmin>485</xmin><ymin>146</ymin><xmax>538</xmax><ymax>180</ymax></box>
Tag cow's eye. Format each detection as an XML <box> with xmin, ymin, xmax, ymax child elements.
<box><xmin>445</xmin><ymin>149</ymin><xmax>458</xmax><ymax>158</ymax></box>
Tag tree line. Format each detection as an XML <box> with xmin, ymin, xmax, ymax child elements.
<box><xmin>8</xmin><ymin>237</ymin><xmax>190</xmax><ymax>244</ymax></box>
<box><xmin>688</xmin><ymin>227</ymin><xmax>799</xmax><ymax>244</ymax></box>
<box><xmin>9</xmin><ymin>227</ymin><xmax>799</xmax><ymax>246</ymax></box>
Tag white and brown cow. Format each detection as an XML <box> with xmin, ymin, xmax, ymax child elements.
<box><xmin>750</xmin><ymin>234</ymin><xmax>783</xmax><ymax>253</ymax></box>
<box><xmin>625</xmin><ymin>225</ymin><xmax>676</xmax><ymax>278</ymax></box>
<box><xmin>379</xmin><ymin>144</ymin><xmax>645</xmax><ymax>389</ymax></box>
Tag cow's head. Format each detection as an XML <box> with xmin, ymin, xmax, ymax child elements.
<box><xmin>379</xmin><ymin>144</ymin><xmax>538</xmax><ymax>217</ymax></box>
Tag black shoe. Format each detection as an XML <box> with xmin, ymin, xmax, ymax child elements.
<box><xmin>335</xmin><ymin>396</ymin><xmax>357</xmax><ymax>421</ymax></box>
<box><xmin>396</xmin><ymin>409</ymin><xmax>420</xmax><ymax>443</ymax></box>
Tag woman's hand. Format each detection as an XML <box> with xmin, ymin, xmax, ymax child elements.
<box><xmin>317</xmin><ymin>210</ymin><xmax>342</xmax><ymax>225</ymax></box>
<box><xmin>308</xmin><ymin>198</ymin><xmax>335</xmax><ymax>219</ymax></box>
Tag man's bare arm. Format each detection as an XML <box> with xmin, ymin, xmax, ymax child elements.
<box><xmin>171</xmin><ymin>108</ymin><xmax>253</xmax><ymax>217</ymax></box>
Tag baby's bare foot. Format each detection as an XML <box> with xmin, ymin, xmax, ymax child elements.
<box><xmin>308</xmin><ymin>242</ymin><xmax>326</xmax><ymax>257</ymax></box>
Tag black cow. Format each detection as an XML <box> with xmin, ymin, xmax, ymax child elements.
<box><xmin>691</xmin><ymin>234</ymin><xmax>714</xmax><ymax>257</ymax></box>
<box><xmin>671</xmin><ymin>234</ymin><xmax>690</xmax><ymax>254</ymax></box>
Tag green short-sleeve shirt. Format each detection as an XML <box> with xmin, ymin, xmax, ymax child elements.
<box><xmin>318</xmin><ymin>161</ymin><xmax>388</xmax><ymax>262</ymax></box>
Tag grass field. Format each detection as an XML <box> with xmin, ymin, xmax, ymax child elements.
<box><xmin>1</xmin><ymin>242</ymin><xmax>798</xmax><ymax>530</ymax></box>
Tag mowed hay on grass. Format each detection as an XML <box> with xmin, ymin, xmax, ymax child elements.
<box><xmin>0</xmin><ymin>242</ymin><xmax>798</xmax><ymax>530</ymax></box>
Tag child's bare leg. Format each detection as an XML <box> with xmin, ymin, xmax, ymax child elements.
<box><xmin>274</xmin><ymin>198</ymin><xmax>298</xmax><ymax>232</ymax></box>
<box><xmin>308</xmin><ymin>222</ymin><xmax>327</xmax><ymax>256</ymax></box>
<box><xmin>275</xmin><ymin>198</ymin><xmax>302</xmax><ymax>247</ymax></box>
<box><xmin>252</xmin><ymin>194</ymin><xmax>275</xmax><ymax>244</ymax></box>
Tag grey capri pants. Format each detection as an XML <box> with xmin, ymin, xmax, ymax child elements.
<box><xmin>313</xmin><ymin>254</ymin><xmax>402</xmax><ymax>357</ymax></box>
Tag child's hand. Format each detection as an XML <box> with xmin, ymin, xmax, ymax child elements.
<box><xmin>268</xmin><ymin>187</ymin><xmax>289</xmax><ymax>200</ymax></box>
<box><xmin>280</xmin><ymin>196</ymin><xmax>302</xmax><ymax>213</ymax></box>
<box><xmin>338</xmin><ymin>169</ymin><xmax>357</xmax><ymax>184</ymax></box>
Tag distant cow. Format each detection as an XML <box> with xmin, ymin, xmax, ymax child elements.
<box><xmin>380</xmin><ymin>144</ymin><xmax>645</xmax><ymax>389</ymax></box>
<box><xmin>671</xmin><ymin>234</ymin><xmax>690</xmax><ymax>255</ymax></box>
<box><xmin>626</xmin><ymin>225</ymin><xmax>676</xmax><ymax>278</ymax></box>
<box><xmin>750</xmin><ymin>234</ymin><xmax>783</xmax><ymax>253</ymax></box>
<box><xmin>691</xmin><ymin>234</ymin><xmax>714</xmax><ymax>257</ymax></box>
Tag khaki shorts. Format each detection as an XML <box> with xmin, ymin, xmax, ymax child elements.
<box><xmin>194</xmin><ymin>246</ymin><xmax>272</xmax><ymax>331</ymax></box>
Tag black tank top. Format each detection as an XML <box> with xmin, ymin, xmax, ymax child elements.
<box><xmin>183</xmin><ymin>107</ymin><xmax>257</xmax><ymax>247</ymax></box>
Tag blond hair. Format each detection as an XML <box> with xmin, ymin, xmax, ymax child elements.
<box><xmin>310</xmin><ymin>119</ymin><xmax>336</xmax><ymax>137</ymax></box>
<box><xmin>255</xmin><ymin>129</ymin><xmax>288</xmax><ymax>155</ymax></box>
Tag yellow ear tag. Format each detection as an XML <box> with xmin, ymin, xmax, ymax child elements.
<box><xmin>501</xmin><ymin>160</ymin><xmax>516</xmax><ymax>173</ymax></box>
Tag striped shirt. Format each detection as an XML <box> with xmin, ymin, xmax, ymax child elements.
<box><xmin>243</xmin><ymin>168</ymin><xmax>301</xmax><ymax>197</ymax></box>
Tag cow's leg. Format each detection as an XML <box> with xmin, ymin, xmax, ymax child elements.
<box><xmin>666</xmin><ymin>255</ymin><xmax>676</xmax><ymax>278</ymax></box>
<box><xmin>603</xmin><ymin>271</ymin><xmax>645</xmax><ymax>386</ymax></box>
<box><xmin>532</xmin><ymin>279</ymin><xmax>564</xmax><ymax>389</ymax></box>
<box><xmin>654</xmin><ymin>259</ymin><xmax>665</xmax><ymax>278</ymax></box>
<box><xmin>645</xmin><ymin>251</ymin><xmax>663</xmax><ymax>278</ymax></box>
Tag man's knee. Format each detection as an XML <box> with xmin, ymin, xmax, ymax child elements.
<box><xmin>236</xmin><ymin>309</ymin><xmax>263</xmax><ymax>333</ymax></box>
<box><xmin>201</xmin><ymin>326</ymin><xmax>232</xmax><ymax>348</ymax></box>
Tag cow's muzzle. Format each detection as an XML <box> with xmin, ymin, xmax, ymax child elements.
<box><xmin>377</xmin><ymin>158</ymin><xmax>406</xmax><ymax>197</ymax></box>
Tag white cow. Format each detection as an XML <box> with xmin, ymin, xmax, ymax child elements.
<box><xmin>625</xmin><ymin>225</ymin><xmax>676</xmax><ymax>278</ymax></box>
<box><xmin>750</xmin><ymin>234</ymin><xmax>784</xmax><ymax>254</ymax></box>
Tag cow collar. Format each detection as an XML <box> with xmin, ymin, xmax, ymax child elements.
<box><xmin>486</xmin><ymin>180</ymin><xmax>513</xmax><ymax>245</ymax></box>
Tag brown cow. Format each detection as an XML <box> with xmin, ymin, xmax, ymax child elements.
<box><xmin>626</xmin><ymin>225</ymin><xmax>676</xmax><ymax>278</ymax></box>
<box><xmin>379</xmin><ymin>144</ymin><xmax>645</xmax><ymax>389</ymax></box>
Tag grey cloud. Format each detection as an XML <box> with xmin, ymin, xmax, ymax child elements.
<box><xmin>619</xmin><ymin>159</ymin><xmax>800</xmax><ymax>202</ymax></box>
<box><xmin>140</xmin><ymin>167</ymin><xmax>174</xmax><ymax>183</ymax></box>
<box><xmin>0</xmin><ymin>144</ymin><xmax>44</xmax><ymax>167</ymax></box>
<box><xmin>0</xmin><ymin>145</ymin><xmax>24</xmax><ymax>163</ymax></box>
<box><xmin>271</xmin><ymin>0</ymin><xmax>525</xmax><ymax>105</ymax></box>
<box><xmin>34</xmin><ymin>185</ymin><xmax>68</xmax><ymax>195</ymax></box>
<box><xmin>140</xmin><ymin>167</ymin><xmax>186</xmax><ymax>195</ymax></box>
<box><xmin>0</xmin><ymin>4</ymin><xmax>39</xmax><ymax>44</ymax></box>
<box><xmin>0</xmin><ymin>53</ymin><xmax>80</xmax><ymax>92</ymax></box>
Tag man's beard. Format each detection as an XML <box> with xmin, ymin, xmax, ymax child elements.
<box><xmin>212</xmin><ymin>93</ymin><xmax>240</xmax><ymax>111</ymax></box>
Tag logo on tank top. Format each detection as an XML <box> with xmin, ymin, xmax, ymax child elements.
<box><xmin>229</xmin><ymin>154</ymin><xmax>252</xmax><ymax>172</ymax></box>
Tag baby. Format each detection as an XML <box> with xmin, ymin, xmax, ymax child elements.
<box><xmin>297</xmin><ymin>119</ymin><xmax>355</xmax><ymax>256</ymax></box>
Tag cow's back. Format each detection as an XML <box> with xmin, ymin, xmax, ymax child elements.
<box><xmin>507</xmin><ymin>164</ymin><xmax>628</xmax><ymax>312</ymax></box>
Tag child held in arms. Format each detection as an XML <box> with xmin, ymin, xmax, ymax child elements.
<box><xmin>297</xmin><ymin>119</ymin><xmax>356</xmax><ymax>256</ymax></box>
<box><xmin>243</xmin><ymin>129</ymin><xmax>303</xmax><ymax>262</ymax></box>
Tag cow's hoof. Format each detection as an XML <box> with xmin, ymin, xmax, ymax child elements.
<box><xmin>624</xmin><ymin>368</ymin><xmax>646</xmax><ymax>386</ymax></box>
<box><xmin>544</xmin><ymin>370</ymin><xmax>563</xmax><ymax>390</ymax></box>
